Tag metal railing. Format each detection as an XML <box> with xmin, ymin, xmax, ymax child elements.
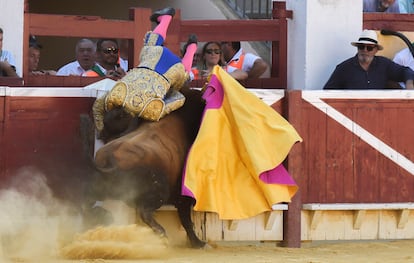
<box><xmin>224</xmin><ymin>0</ymin><xmax>272</xmax><ymax>19</ymax></box>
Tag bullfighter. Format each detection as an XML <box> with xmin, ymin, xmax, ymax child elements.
<box><xmin>92</xmin><ymin>7</ymin><xmax>198</xmax><ymax>134</ymax></box>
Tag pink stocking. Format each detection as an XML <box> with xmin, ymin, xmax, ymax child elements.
<box><xmin>181</xmin><ymin>43</ymin><xmax>197</xmax><ymax>73</ymax></box>
<box><xmin>153</xmin><ymin>15</ymin><xmax>172</xmax><ymax>40</ymax></box>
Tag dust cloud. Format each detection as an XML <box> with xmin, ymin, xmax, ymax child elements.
<box><xmin>0</xmin><ymin>167</ymin><xmax>83</xmax><ymax>260</ymax></box>
<box><xmin>2</xmin><ymin>168</ymin><xmax>413</xmax><ymax>263</ymax></box>
<box><xmin>0</xmin><ymin>167</ymin><xmax>171</xmax><ymax>261</ymax></box>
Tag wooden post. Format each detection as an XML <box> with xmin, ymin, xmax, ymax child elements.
<box><xmin>272</xmin><ymin>1</ymin><xmax>292</xmax><ymax>87</ymax></box>
<box><xmin>282</xmin><ymin>90</ymin><xmax>303</xmax><ymax>248</ymax></box>
<box><xmin>24</xmin><ymin>0</ymin><xmax>30</xmax><ymax>80</ymax></box>
<box><xmin>129</xmin><ymin>8</ymin><xmax>152</xmax><ymax>68</ymax></box>
<box><xmin>23</xmin><ymin>12</ymin><xmax>30</xmax><ymax>80</ymax></box>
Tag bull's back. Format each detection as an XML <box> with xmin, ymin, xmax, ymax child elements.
<box><xmin>95</xmin><ymin>113</ymin><xmax>190</xmax><ymax>186</ymax></box>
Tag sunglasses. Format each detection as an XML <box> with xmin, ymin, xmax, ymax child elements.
<box><xmin>206</xmin><ymin>49</ymin><xmax>221</xmax><ymax>55</ymax></box>
<box><xmin>357</xmin><ymin>44</ymin><xmax>376</xmax><ymax>51</ymax></box>
<box><xmin>102</xmin><ymin>47</ymin><xmax>119</xmax><ymax>54</ymax></box>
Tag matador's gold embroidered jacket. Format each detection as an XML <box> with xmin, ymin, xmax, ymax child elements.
<box><xmin>93</xmin><ymin>31</ymin><xmax>189</xmax><ymax>132</ymax></box>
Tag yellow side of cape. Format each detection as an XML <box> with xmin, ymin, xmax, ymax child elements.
<box><xmin>184</xmin><ymin>66</ymin><xmax>302</xmax><ymax>220</ymax></box>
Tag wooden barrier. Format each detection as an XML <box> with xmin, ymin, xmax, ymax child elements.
<box><xmin>292</xmin><ymin>90</ymin><xmax>414</xmax><ymax>203</ymax></box>
<box><xmin>23</xmin><ymin>2</ymin><xmax>290</xmax><ymax>89</ymax></box>
<box><xmin>2</xmin><ymin>85</ymin><xmax>414</xmax><ymax>245</ymax></box>
<box><xmin>287</xmin><ymin>90</ymin><xmax>414</xmax><ymax>243</ymax></box>
<box><xmin>363</xmin><ymin>13</ymin><xmax>414</xmax><ymax>32</ymax></box>
<box><xmin>0</xmin><ymin>84</ymin><xmax>287</xmax><ymax>246</ymax></box>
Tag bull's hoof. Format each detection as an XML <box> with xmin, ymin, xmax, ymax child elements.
<box><xmin>190</xmin><ymin>239</ymin><xmax>208</xmax><ymax>249</ymax></box>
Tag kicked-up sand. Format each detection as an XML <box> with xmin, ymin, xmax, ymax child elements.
<box><xmin>2</xmin><ymin>223</ymin><xmax>413</xmax><ymax>263</ymax></box>
<box><xmin>1</xmin><ymin>171</ymin><xmax>413</xmax><ymax>263</ymax></box>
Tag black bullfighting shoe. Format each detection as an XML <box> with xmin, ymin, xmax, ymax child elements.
<box><xmin>187</xmin><ymin>34</ymin><xmax>198</xmax><ymax>45</ymax></box>
<box><xmin>150</xmin><ymin>7</ymin><xmax>176</xmax><ymax>24</ymax></box>
<box><xmin>182</xmin><ymin>34</ymin><xmax>198</xmax><ymax>53</ymax></box>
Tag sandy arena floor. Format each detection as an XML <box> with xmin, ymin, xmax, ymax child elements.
<box><xmin>2</xmin><ymin>228</ymin><xmax>414</xmax><ymax>263</ymax></box>
<box><xmin>1</xmin><ymin>186</ymin><xmax>413</xmax><ymax>263</ymax></box>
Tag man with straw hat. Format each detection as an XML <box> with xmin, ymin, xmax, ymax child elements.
<box><xmin>324</xmin><ymin>29</ymin><xmax>414</xmax><ymax>89</ymax></box>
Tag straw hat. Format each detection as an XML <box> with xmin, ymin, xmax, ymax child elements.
<box><xmin>351</xmin><ymin>29</ymin><xmax>383</xmax><ymax>50</ymax></box>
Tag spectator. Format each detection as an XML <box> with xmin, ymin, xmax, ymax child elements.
<box><xmin>28</xmin><ymin>35</ymin><xmax>56</xmax><ymax>75</ymax></box>
<box><xmin>221</xmin><ymin>41</ymin><xmax>268</xmax><ymax>79</ymax></box>
<box><xmin>363</xmin><ymin>0</ymin><xmax>400</xmax><ymax>13</ymax></box>
<box><xmin>0</xmin><ymin>27</ymin><xmax>18</xmax><ymax>77</ymax></box>
<box><xmin>83</xmin><ymin>38</ymin><xmax>126</xmax><ymax>79</ymax></box>
<box><xmin>393</xmin><ymin>45</ymin><xmax>414</xmax><ymax>87</ymax></box>
<box><xmin>324</xmin><ymin>29</ymin><xmax>414</xmax><ymax>90</ymax></box>
<box><xmin>398</xmin><ymin>0</ymin><xmax>414</xmax><ymax>13</ymax></box>
<box><xmin>393</xmin><ymin>45</ymin><xmax>414</xmax><ymax>70</ymax></box>
<box><xmin>191</xmin><ymin>41</ymin><xmax>247</xmax><ymax>80</ymax></box>
<box><xmin>192</xmin><ymin>42</ymin><xmax>224</xmax><ymax>80</ymax></box>
<box><xmin>57</xmin><ymin>38</ymin><xmax>96</xmax><ymax>76</ymax></box>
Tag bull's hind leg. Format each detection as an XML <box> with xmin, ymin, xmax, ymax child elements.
<box><xmin>135</xmin><ymin>169</ymin><xmax>170</xmax><ymax>237</ymax></box>
<box><xmin>139</xmin><ymin>208</ymin><xmax>166</xmax><ymax>237</ymax></box>
<box><xmin>176</xmin><ymin>196</ymin><xmax>206</xmax><ymax>248</ymax></box>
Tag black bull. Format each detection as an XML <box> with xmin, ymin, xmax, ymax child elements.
<box><xmin>86</xmin><ymin>87</ymin><xmax>206</xmax><ymax>248</ymax></box>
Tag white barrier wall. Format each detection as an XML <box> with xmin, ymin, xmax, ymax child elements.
<box><xmin>0</xmin><ymin>0</ymin><xmax>24</xmax><ymax>76</ymax></box>
<box><xmin>286</xmin><ymin>0</ymin><xmax>363</xmax><ymax>90</ymax></box>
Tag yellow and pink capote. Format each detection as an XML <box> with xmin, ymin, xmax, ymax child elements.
<box><xmin>182</xmin><ymin>66</ymin><xmax>303</xmax><ymax>220</ymax></box>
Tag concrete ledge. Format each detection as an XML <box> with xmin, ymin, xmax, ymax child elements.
<box><xmin>272</xmin><ymin>204</ymin><xmax>289</xmax><ymax>210</ymax></box>
<box><xmin>303</xmin><ymin>203</ymin><xmax>414</xmax><ymax>230</ymax></box>
<box><xmin>229</xmin><ymin>204</ymin><xmax>288</xmax><ymax>231</ymax></box>
<box><xmin>303</xmin><ymin>203</ymin><xmax>414</xmax><ymax>211</ymax></box>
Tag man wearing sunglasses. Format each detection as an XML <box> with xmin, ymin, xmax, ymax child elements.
<box><xmin>84</xmin><ymin>38</ymin><xmax>126</xmax><ymax>79</ymax></box>
<box><xmin>324</xmin><ymin>29</ymin><xmax>414</xmax><ymax>90</ymax></box>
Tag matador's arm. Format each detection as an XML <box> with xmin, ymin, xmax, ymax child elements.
<box><xmin>92</xmin><ymin>96</ymin><xmax>106</xmax><ymax>132</ymax></box>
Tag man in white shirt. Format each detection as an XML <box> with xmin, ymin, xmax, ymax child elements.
<box><xmin>221</xmin><ymin>41</ymin><xmax>268</xmax><ymax>79</ymax></box>
<box><xmin>394</xmin><ymin>46</ymin><xmax>414</xmax><ymax>70</ymax></box>
<box><xmin>0</xmin><ymin>27</ymin><xmax>18</xmax><ymax>77</ymax></box>
<box><xmin>56</xmin><ymin>38</ymin><xmax>96</xmax><ymax>76</ymax></box>
<box><xmin>393</xmin><ymin>44</ymin><xmax>414</xmax><ymax>88</ymax></box>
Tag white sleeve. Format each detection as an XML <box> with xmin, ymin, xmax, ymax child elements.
<box><xmin>56</xmin><ymin>66</ymin><xmax>69</xmax><ymax>76</ymax></box>
<box><xmin>5</xmin><ymin>51</ymin><xmax>16</xmax><ymax>67</ymax></box>
<box><xmin>242</xmin><ymin>53</ymin><xmax>261</xmax><ymax>72</ymax></box>
<box><xmin>393</xmin><ymin>50</ymin><xmax>404</xmax><ymax>65</ymax></box>
<box><xmin>393</xmin><ymin>48</ymin><xmax>411</xmax><ymax>67</ymax></box>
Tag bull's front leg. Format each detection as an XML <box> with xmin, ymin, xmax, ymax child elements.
<box><xmin>176</xmin><ymin>196</ymin><xmax>206</xmax><ymax>248</ymax></box>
